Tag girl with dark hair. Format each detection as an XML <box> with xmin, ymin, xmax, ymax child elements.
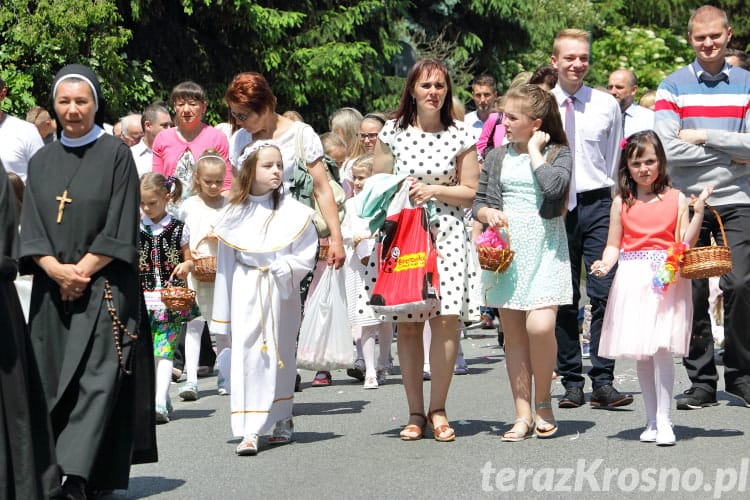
<box><xmin>592</xmin><ymin>130</ymin><xmax>712</xmax><ymax>446</ymax></box>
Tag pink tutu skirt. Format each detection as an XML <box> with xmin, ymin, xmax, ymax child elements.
<box><xmin>599</xmin><ymin>250</ymin><xmax>692</xmax><ymax>360</ymax></box>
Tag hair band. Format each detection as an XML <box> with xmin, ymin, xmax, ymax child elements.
<box><xmin>199</xmin><ymin>154</ymin><xmax>226</xmax><ymax>163</ymax></box>
<box><xmin>165</xmin><ymin>175</ymin><xmax>178</xmax><ymax>194</ymax></box>
<box><xmin>363</xmin><ymin>113</ymin><xmax>386</xmax><ymax>125</ymax></box>
<box><xmin>53</xmin><ymin>73</ymin><xmax>99</xmax><ymax>111</ymax></box>
<box><xmin>237</xmin><ymin>140</ymin><xmax>280</xmax><ymax>167</ymax></box>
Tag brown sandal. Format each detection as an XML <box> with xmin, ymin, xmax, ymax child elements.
<box><xmin>400</xmin><ymin>413</ymin><xmax>426</xmax><ymax>441</ymax></box>
<box><xmin>428</xmin><ymin>408</ymin><xmax>455</xmax><ymax>442</ymax></box>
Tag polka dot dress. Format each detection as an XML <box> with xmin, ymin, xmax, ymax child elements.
<box><xmin>364</xmin><ymin>120</ymin><xmax>476</xmax><ymax>322</ymax></box>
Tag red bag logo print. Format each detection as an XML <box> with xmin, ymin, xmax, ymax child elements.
<box><xmin>369</xmin><ymin>205</ymin><xmax>440</xmax><ymax>316</ymax></box>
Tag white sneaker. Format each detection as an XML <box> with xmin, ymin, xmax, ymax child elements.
<box><xmin>656</xmin><ymin>423</ymin><xmax>676</xmax><ymax>446</ymax></box>
<box><xmin>639</xmin><ymin>421</ymin><xmax>657</xmax><ymax>442</ymax></box>
<box><xmin>364</xmin><ymin>376</ymin><xmax>379</xmax><ymax>389</ymax></box>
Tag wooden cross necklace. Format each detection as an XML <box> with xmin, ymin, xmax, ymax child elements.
<box><xmin>56</xmin><ymin>190</ymin><xmax>72</xmax><ymax>223</ymax></box>
<box><xmin>56</xmin><ymin>163</ymin><xmax>85</xmax><ymax>224</ymax></box>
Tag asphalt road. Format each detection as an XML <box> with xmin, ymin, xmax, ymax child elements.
<box><xmin>114</xmin><ymin>327</ymin><xmax>750</xmax><ymax>500</ymax></box>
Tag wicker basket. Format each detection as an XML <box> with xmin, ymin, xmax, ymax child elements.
<box><xmin>161</xmin><ymin>280</ymin><xmax>196</xmax><ymax>311</ymax></box>
<box><xmin>318</xmin><ymin>240</ymin><xmax>329</xmax><ymax>261</ymax></box>
<box><xmin>192</xmin><ymin>236</ymin><xmax>217</xmax><ymax>282</ymax></box>
<box><xmin>681</xmin><ymin>204</ymin><xmax>732</xmax><ymax>279</ymax></box>
<box><xmin>477</xmin><ymin>246</ymin><xmax>515</xmax><ymax>273</ymax></box>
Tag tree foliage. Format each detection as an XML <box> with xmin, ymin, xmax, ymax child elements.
<box><xmin>590</xmin><ymin>26</ymin><xmax>694</xmax><ymax>94</ymax></box>
<box><xmin>0</xmin><ymin>0</ymin><xmax>156</xmax><ymax>119</ymax></box>
<box><xmin>3</xmin><ymin>0</ymin><xmax>750</xmax><ymax>129</ymax></box>
<box><xmin>119</xmin><ymin>0</ymin><xmax>408</xmax><ymax>128</ymax></box>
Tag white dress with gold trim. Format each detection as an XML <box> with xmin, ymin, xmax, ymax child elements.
<box><xmin>210</xmin><ymin>192</ymin><xmax>317</xmax><ymax>438</ymax></box>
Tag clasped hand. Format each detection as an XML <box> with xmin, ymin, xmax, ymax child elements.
<box><xmin>56</xmin><ymin>263</ymin><xmax>90</xmax><ymax>302</ymax></box>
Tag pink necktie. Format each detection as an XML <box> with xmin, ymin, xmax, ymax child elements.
<box><xmin>565</xmin><ymin>96</ymin><xmax>577</xmax><ymax>211</ymax></box>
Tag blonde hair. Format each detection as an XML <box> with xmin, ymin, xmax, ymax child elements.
<box><xmin>320</xmin><ymin>132</ymin><xmax>347</xmax><ymax>158</ymax></box>
<box><xmin>553</xmin><ymin>29</ymin><xmax>590</xmax><ymax>56</ymax></box>
<box><xmin>329</xmin><ymin>107</ymin><xmax>363</xmax><ymax>157</ymax></box>
<box><xmin>192</xmin><ymin>149</ymin><xmax>226</xmax><ymax>195</ymax></box>
<box><xmin>639</xmin><ymin>90</ymin><xmax>657</xmax><ymax>110</ymax></box>
<box><xmin>350</xmin><ymin>153</ymin><xmax>374</xmax><ymax>177</ymax></box>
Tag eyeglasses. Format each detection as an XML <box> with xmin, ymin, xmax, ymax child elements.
<box><xmin>230</xmin><ymin>110</ymin><xmax>250</xmax><ymax>122</ymax></box>
<box><xmin>358</xmin><ymin>132</ymin><xmax>379</xmax><ymax>140</ymax></box>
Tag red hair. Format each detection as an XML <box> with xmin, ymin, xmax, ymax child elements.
<box><xmin>224</xmin><ymin>72</ymin><xmax>277</xmax><ymax>123</ymax></box>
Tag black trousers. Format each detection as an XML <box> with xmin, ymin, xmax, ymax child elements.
<box><xmin>555</xmin><ymin>189</ymin><xmax>617</xmax><ymax>390</ymax></box>
<box><xmin>684</xmin><ymin>204</ymin><xmax>750</xmax><ymax>392</ymax></box>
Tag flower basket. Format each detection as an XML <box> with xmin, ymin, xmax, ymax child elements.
<box><xmin>681</xmin><ymin>204</ymin><xmax>732</xmax><ymax>279</ymax></box>
<box><xmin>161</xmin><ymin>272</ymin><xmax>196</xmax><ymax>311</ymax></box>
<box><xmin>477</xmin><ymin>246</ymin><xmax>515</xmax><ymax>273</ymax></box>
<box><xmin>191</xmin><ymin>236</ymin><xmax>217</xmax><ymax>282</ymax></box>
<box><xmin>476</xmin><ymin>226</ymin><xmax>514</xmax><ymax>273</ymax></box>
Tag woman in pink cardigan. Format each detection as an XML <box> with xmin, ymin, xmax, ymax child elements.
<box><xmin>152</xmin><ymin>81</ymin><xmax>232</xmax><ymax>200</ymax></box>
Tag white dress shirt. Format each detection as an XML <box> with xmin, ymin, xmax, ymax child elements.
<box><xmin>623</xmin><ymin>103</ymin><xmax>654</xmax><ymax>138</ymax></box>
<box><xmin>552</xmin><ymin>85</ymin><xmax>622</xmax><ymax>193</ymax></box>
<box><xmin>130</xmin><ymin>140</ymin><xmax>153</xmax><ymax>177</ymax></box>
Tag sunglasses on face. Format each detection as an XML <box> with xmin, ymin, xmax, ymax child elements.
<box><xmin>230</xmin><ymin>110</ymin><xmax>250</xmax><ymax>122</ymax></box>
<box><xmin>359</xmin><ymin>133</ymin><xmax>379</xmax><ymax>140</ymax></box>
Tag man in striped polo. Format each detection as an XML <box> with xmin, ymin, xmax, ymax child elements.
<box><xmin>654</xmin><ymin>4</ymin><xmax>750</xmax><ymax>410</ymax></box>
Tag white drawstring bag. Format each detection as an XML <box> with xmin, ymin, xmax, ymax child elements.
<box><xmin>296</xmin><ymin>266</ymin><xmax>353</xmax><ymax>370</ymax></box>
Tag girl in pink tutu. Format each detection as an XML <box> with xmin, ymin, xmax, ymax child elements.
<box><xmin>591</xmin><ymin>130</ymin><xmax>711</xmax><ymax>446</ymax></box>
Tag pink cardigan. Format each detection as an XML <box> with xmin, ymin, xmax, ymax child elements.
<box><xmin>476</xmin><ymin>112</ymin><xmax>506</xmax><ymax>159</ymax></box>
<box><xmin>152</xmin><ymin>125</ymin><xmax>232</xmax><ymax>190</ymax></box>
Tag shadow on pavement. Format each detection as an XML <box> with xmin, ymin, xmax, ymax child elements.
<box><xmin>294</xmin><ymin>399</ymin><xmax>369</xmax><ymax>416</ymax></box>
<box><xmin>112</xmin><ymin>476</ymin><xmax>185</xmax><ymax>499</ymax></box>
<box><xmin>170</xmin><ymin>408</ymin><xmax>216</xmax><ymax>420</ymax></box>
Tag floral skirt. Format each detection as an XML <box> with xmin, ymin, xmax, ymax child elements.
<box><xmin>146</xmin><ymin>290</ymin><xmax>200</xmax><ymax>359</ymax></box>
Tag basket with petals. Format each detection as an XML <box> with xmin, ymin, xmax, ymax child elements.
<box><xmin>475</xmin><ymin>226</ymin><xmax>515</xmax><ymax>273</ymax></box>
<box><xmin>681</xmin><ymin>204</ymin><xmax>732</xmax><ymax>279</ymax></box>
<box><xmin>161</xmin><ymin>271</ymin><xmax>196</xmax><ymax>311</ymax></box>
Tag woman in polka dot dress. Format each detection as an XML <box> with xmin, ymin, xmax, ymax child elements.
<box><xmin>371</xmin><ymin>58</ymin><xmax>479</xmax><ymax>442</ymax></box>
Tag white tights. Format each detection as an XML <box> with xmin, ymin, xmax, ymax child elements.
<box><xmin>155</xmin><ymin>356</ymin><xmax>173</xmax><ymax>407</ymax></box>
<box><xmin>636</xmin><ymin>348</ymin><xmax>674</xmax><ymax>431</ymax></box>
<box><xmin>184</xmin><ymin>319</ymin><xmax>205</xmax><ymax>384</ymax></box>
<box><xmin>362</xmin><ymin>324</ymin><xmax>393</xmax><ymax>377</ymax></box>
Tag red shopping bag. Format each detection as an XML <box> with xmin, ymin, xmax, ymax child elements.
<box><xmin>369</xmin><ymin>182</ymin><xmax>440</xmax><ymax>316</ymax></box>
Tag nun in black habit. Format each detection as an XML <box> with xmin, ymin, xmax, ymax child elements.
<box><xmin>0</xmin><ymin>163</ymin><xmax>59</xmax><ymax>499</ymax></box>
<box><xmin>18</xmin><ymin>64</ymin><xmax>157</xmax><ymax>498</ymax></box>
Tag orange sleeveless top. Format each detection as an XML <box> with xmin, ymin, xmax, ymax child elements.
<box><xmin>621</xmin><ymin>188</ymin><xmax>679</xmax><ymax>252</ymax></box>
